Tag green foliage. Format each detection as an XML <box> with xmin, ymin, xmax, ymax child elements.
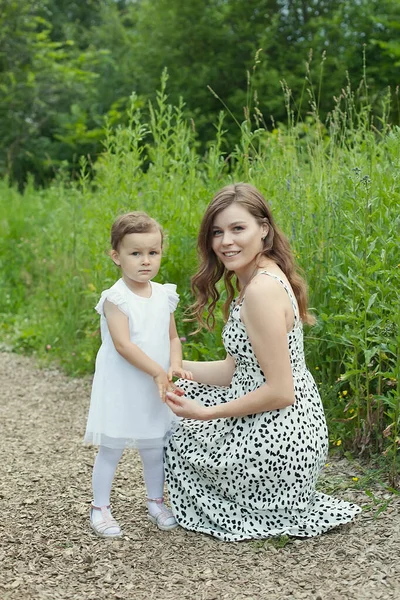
<box><xmin>0</xmin><ymin>71</ymin><xmax>399</xmax><ymax>481</ymax></box>
<box><xmin>1</xmin><ymin>0</ymin><xmax>400</xmax><ymax>187</ymax></box>
<box><xmin>0</xmin><ymin>0</ymin><xmax>124</xmax><ymax>187</ymax></box>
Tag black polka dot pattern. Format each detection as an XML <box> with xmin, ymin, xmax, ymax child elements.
<box><xmin>164</xmin><ymin>272</ymin><xmax>361</xmax><ymax>541</ymax></box>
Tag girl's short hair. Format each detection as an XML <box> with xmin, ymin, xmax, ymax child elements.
<box><xmin>110</xmin><ymin>212</ymin><xmax>164</xmax><ymax>250</ymax></box>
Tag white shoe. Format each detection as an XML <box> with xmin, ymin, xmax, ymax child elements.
<box><xmin>90</xmin><ymin>504</ymin><xmax>123</xmax><ymax>538</ymax></box>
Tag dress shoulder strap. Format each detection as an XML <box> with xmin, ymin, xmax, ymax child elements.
<box><xmin>258</xmin><ymin>271</ymin><xmax>301</xmax><ymax>325</ymax></box>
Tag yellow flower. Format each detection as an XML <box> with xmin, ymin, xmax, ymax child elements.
<box><xmin>87</xmin><ymin>283</ymin><xmax>96</xmax><ymax>292</ymax></box>
<box><xmin>342</xmin><ymin>390</ymin><xmax>348</xmax><ymax>397</ymax></box>
<box><xmin>336</xmin><ymin>440</ymin><xmax>342</xmax><ymax>446</ymax></box>
<box><xmin>352</xmin><ymin>477</ymin><xmax>359</xmax><ymax>482</ymax></box>
<box><xmin>315</xmin><ymin>366</ymin><xmax>320</xmax><ymax>371</ymax></box>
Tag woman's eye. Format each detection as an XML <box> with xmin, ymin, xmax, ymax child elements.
<box><xmin>233</xmin><ymin>226</ymin><xmax>244</xmax><ymax>231</ymax></box>
<box><xmin>212</xmin><ymin>230</ymin><xmax>222</xmax><ymax>236</ymax></box>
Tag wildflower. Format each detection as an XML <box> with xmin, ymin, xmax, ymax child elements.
<box><xmin>325</xmin><ymin>463</ymin><xmax>330</xmax><ymax>468</ymax></box>
<box><xmin>179</xmin><ymin>336</ymin><xmax>187</xmax><ymax>343</ymax></box>
<box><xmin>87</xmin><ymin>283</ymin><xmax>96</xmax><ymax>292</ymax></box>
<box><xmin>352</xmin><ymin>477</ymin><xmax>359</xmax><ymax>482</ymax></box>
<box><xmin>342</xmin><ymin>390</ymin><xmax>348</xmax><ymax>397</ymax></box>
<box><xmin>315</xmin><ymin>366</ymin><xmax>319</xmax><ymax>371</ymax></box>
<box><xmin>336</xmin><ymin>440</ymin><xmax>342</xmax><ymax>446</ymax></box>
<box><xmin>46</xmin><ymin>344</ymin><xmax>52</xmax><ymax>351</ymax></box>
<box><xmin>383</xmin><ymin>424</ymin><xmax>393</xmax><ymax>437</ymax></box>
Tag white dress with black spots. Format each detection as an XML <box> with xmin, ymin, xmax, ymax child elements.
<box><xmin>164</xmin><ymin>272</ymin><xmax>361</xmax><ymax>541</ymax></box>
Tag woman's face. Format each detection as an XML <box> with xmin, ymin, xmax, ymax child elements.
<box><xmin>211</xmin><ymin>203</ymin><xmax>268</xmax><ymax>279</ymax></box>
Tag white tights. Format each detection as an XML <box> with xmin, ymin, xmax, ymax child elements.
<box><xmin>92</xmin><ymin>445</ymin><xmax>165</xmax><ymax>507</ymax></box>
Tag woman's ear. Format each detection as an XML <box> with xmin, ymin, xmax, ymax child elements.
<box><xmin>261</xmin><ymin>222</ymin><xmax>269</xmax><ymax>239</ymax></box>
<box><xmin>111</xmin><ymin>250</ymin><xmax>121</xmax><ymax>266</ymax></box>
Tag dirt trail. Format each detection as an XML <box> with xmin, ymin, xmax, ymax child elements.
<box><xmin>0</xmin><ymin>351</ymin><xmax>399</xmax><ymax>600</ymax></box>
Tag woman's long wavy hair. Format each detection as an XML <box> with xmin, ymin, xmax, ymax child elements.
<box><xmin>189</xmin><ymin>183</ymin><xmax>315</xmax><ymax>331</ymax></box>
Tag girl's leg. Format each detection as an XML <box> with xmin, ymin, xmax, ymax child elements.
<box><xmin>91</xmin><ymin>445</ymin><xmax>124</xmax><ymax>536</ymax></box>
<box><xmin>138</xmin><ymin>446</ymin><xmax>177</xmax><ymax>530</ymax></box>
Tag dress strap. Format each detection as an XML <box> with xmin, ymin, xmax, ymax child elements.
<box><xmin>257</xmin><ymin>271</ymin><xmax>301</xmax><ymax>325</ymax></box>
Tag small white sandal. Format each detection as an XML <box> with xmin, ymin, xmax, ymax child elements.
<box><xmin>90</xmin><ymin>504</ymin><xmax>123</xmax><ymax>538</ymax></box>
<box><xmin>147</xmin><ymin>497</ymin><xmax>178</xmax><ymax>531</ymax></box>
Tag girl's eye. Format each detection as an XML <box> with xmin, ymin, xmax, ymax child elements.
<box><xmin>150</xmin><ymin>251</ymin><xmax>158</xmax><ymax>256</ymax></box>
<box><xmin>132</xmin><ymin>252</ymin><xmax>140</xmax><ymax>256</ymax></box>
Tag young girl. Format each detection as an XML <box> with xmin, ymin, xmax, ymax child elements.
<box><xmin>84</xmin><ymin>211</ymin><xmax>190</xmax><ymax>538</ymax></box>
<box><xmin>164</xmin><ymin>183</ymin><xmax>361</xmax><ymax>541</ymax></box>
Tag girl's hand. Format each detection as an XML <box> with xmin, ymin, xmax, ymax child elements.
<box><xmin>168</xmin><ymin>365</ymin><xmax>193</xmax><ymax>381</ymax></box>
<box><xmin>165</xmin><ymin>391</ymin><xmax>209</xmax><ymax>420</ymax></box>
<box><xmin>153</xmin><ymin>370</ymin><xmax>170</xmax><ymax>402</ymax></box>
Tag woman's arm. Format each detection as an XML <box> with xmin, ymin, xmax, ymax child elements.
<box><xmin>104</xmin><ymin>300</ymin><xmax>169</xmax><ymax>398</ymax></box>
<box><xmin>166</xmin><ymin>276</ymin><xmax>295</xmax><ymax>418</ymax></box>
<box><xmin>181</xmin><ymin>355</ymin><xmax>235</xmax><ymax>387</ymax></box>
<box><xmin>169</xmin><ymin>311</ymin><xmax>233</xmax><ymax>384</ymax></box>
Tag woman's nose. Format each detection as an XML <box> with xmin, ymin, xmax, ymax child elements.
<box><xmin>221</xmin><ymin>232</ymin><xmax>233</xmax><ymax>245</ymax></box>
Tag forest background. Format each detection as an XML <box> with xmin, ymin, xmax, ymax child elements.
<box><xmin>0</xmin><ymin>0</ymin><xmax>399</xmax><ymax>481</ymax></box>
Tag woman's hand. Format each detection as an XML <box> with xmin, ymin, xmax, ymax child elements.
<box><xmin>168</xmin><ymin>365</ymin><xmax>193</xmax><ymax>381</ymax></box>
<box><xmin>165</xmin><ymin>391</ymin><xmax>209</xmax><ymax>420</ymax></box>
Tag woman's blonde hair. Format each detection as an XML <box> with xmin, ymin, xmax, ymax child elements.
<box><xmin>189</xmin><ymin>183</ymin><xmax>315</xmax><ymax>330</ymax></box>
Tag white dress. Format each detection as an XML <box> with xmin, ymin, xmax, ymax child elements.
<box><xmin>84</xmin><ymin>278</ymin><xmax>179</xmax><ymax>449</ymax></box>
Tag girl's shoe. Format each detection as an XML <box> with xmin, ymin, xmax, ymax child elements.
<box><xmin>90</xmin><ymin>504</ymin><xmax>123</xmax><ymax>538</ymax></box>
<box><xmin>147</xmin><ymin>497</ymin><xmax>178</xmax><ymax>531</ymax></box>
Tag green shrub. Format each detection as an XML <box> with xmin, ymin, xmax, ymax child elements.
<box><xmin>0</xmin><ymin>76</ymin><xmax>398</xmax><ymax>481</ymax></box>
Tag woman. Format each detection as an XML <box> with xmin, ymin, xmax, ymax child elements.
<box><xmin>164</xmin><ymin>183</ymin><xmax>361</xmax><ymax>541</ymax></box>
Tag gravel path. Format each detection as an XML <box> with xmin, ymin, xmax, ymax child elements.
<box><xmin>0</xmin><ymin>352</ymin><xmax>399</xmax><ymax>600</ymax></box>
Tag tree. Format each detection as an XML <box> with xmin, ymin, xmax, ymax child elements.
<box><xmin>0</xmin><ymin>0</ymin><xmax>107</xmax><ymax>186</ymax></box>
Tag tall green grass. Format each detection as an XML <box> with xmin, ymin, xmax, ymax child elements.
<box><xmin>1</xmin><ymin>73</ymin><xmax>399</xmax><ymax>481</ymax></box>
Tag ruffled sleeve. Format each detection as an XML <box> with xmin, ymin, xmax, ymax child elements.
<box><xmin>163</xmin><ymin>283</ymin><xmax>179</xmax><ymax>313</ymax></box>
<box><xmin>95</xmin><ymin>288</ymin><xmax>129</xmax><ymax>317</ymax></box>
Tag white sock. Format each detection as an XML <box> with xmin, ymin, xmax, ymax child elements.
<box><xmin>139</xmin><ymin>446</ymin><xmax>171</xmax><ymax>518</ymax></box>
<box><xmin>91</xmin><ymin>446</ymin><xmax>123</xmax><ymax>533</ymax></box>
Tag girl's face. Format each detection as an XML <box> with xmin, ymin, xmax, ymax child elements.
<box><xmin>211</xmin><ymin>203</ymin><xmax>268</xmax><ymax>281</ymax></box>
<box><xmin>111</xmin><ymin>230</ymin><xmax>162</xmax><ymax>291</ymax></box>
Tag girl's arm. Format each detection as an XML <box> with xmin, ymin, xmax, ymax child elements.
<box><xmin>168</xmin><ymin>314</ymin><xmax>192</xmax><ymax>380</ymax></box>
<box><xmin>104</xmin><ymin>300</ymin><xmax>169</xmax><ymax>398</ymax></box>
<box><xmin>166</xmin><ymin>276</ymin><xmax>295</xmax><ymax>418</ymax></box>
